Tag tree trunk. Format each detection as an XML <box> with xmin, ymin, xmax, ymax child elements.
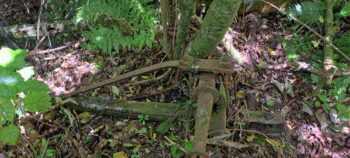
<box><xmin>185</xmin><ymin>0</ymin><xmax>242</xmax><ymax>59</ymax></box>
<box><xmin>323</xmin><ymin>0</ymin><xmax>335</xmax><ymax>86</ymax></box>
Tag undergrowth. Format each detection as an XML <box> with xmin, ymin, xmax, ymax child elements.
<box><xmin>283</xmin><ymin>0</ymin><xmax>350</xmax><ymax>120</ymax></box>
<box><xmin>75</xmin><ymin>0</ymin><xmax>157</xmax><ymax>54</ymax></box>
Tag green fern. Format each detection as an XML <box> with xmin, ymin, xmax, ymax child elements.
<box><xmin>287</xmin><ymin>1</ymin><xmax>325</xmax><ymax>24</ymax></box>
<box><xmin>76</xmin><ymin>0</ymin><xmax>156</xmax><ymax>54</ymax></box>
<box><xmin>334</xmin><ymin>31</ymin><xmax>350</xmax><ymax>56</ymax></box>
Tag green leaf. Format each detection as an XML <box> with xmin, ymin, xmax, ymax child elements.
<box><xmin>0</xmin><ymin>124</ymin><xmax>20</xmax><ymax>145</ymax></box>
<box><xmin>156</xmin><ymin>119</ymin><xmax>172</xmax><ymax>135</ymax></box>
<box><xmin>0</xmin><ymin>69</ymin><xmax>23</xmax><ymax>97</ymax></box>
<box><xmin>23</xmin><ymin>92</ymin><xmax>51</xmax><ymax>112</ymax></box>
<box><xmin>318</xmin><ymin>94</ymin><xmax>328</xmax><ymax>103</ymax></box>
<box><xmin>0</xmin><ymin>84</ymin><xmax>17</xmax><ymax>98</ymax></box>
<box><xmin>0</xmin><ymin>48</ymin><xmax>26</xmax><ymax>70</ymax></box>
<box><xmin>340</xmin><ymin>3</ymin><xmax>350</xmax><ymax>17</ymax></box>
<box><xmin>0</xmin><ymin>68</ymin><xmax>23</xmax><ymax>86</ymax></box>
<box><xmin>336</xmin><ymin>104</ymin><xmax>350</xmax><ymax>120</ymax></box>
<box><xmin>255</xmin><ymin>135</ymin><xmax>266</xmax><ymax>145</ymax></box>
<box><xmin>0</xmin><ymin>97</ymin><xmax>15</xmax><ymax>125</ymax></box>
<box><xmin>170</xmin><ymin>146</ymin><xmax>181</xmax><ymax>158</ymax></box>
<box><xmin>183</xmin><ymin>140</ymin><xmax>194</xmax><ymax>152</ymax></box>
<box><xmin>22</xmin><ymin>79</ymin><xmax>50</xmax><ymax>94</ymax></box>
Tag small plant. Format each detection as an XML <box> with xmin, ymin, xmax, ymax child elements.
<box><xmin>137</xmin><ymin>114</ymin><xmax>149</xmax><ymax>125</ymax></box>
<box><xmin>131</xmin><ymin>148</ymin><xmax>140</xmax><ymax>158</ymax></box>
<box><xmin>0</xmin><ymin>47</ymin><xmax>51</xmax><ymax>145</ymax></box>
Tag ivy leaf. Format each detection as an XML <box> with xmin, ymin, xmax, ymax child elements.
<box><xmin>23</xmin><ymin>92</ymin><xmax>51</xmax><ymax>112</ymax></box>
<box><xmin>0</xmin><ymin>97</ymin><xmax>15</xmax><ymax>125</ymax></box>
<box><xmin>0</xmin><ymin>124</ymin><xmax>20</xmax><ymax>145</ymax></box>
<box><xmin>0</xmin><ymin>48</ymin><xmax>26</xmax><ymax>70</ymax></box>
<box><xmin>340</xmin><ymin>3</ymin><xmax>350</xmax><ymax>17</ymax></box>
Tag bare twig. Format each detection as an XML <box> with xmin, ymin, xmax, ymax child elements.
<box><xmin>261</xmin><ymin>0</ymin><xmax>350</xmax><ymax>62</ymax></box>
<box><xmin>36</xmin><ymin>0</ymin><xmax>45</xmax><ymax>41</ymax></box>
<box><xmin>27</xmin><ymin>40</ymin><xmax>82</xmax><ymax>57</ymax></box>
<box><xmin>33</xmin><ymin>29</ymin><xmax>57</xmax><ymax>50</ymax></box>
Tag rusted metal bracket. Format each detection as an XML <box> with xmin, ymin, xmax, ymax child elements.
<box><xmin>61</xmin><ymin>55</ymin><xmax>233</xmax><ymax>98</ymax></box>
<box><xmin>193</xmin><ymin>73</ymin><xmax>217</xmax><ymax>153</ymax></box>
<box><xmin>190</xmin><ymin>54</ymin><xmax>233</xmax><ymax>156</ymax></box>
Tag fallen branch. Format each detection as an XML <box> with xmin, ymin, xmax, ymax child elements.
<box><xmin>27</xmin><ymin>39</ymin><xmax>83</xmax><ymax>57</ymax></box>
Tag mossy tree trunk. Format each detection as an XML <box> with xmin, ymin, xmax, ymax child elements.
<box><xmin>185</xmin><ymin>0</ymin><xmax>242</xmax><ymax>59</ymax></box>
<box><xmin>323</xmin><ymin>0</ymin><xmax>335</xmax><ymax>86</ymax></box>
<box><xmin>174</xmin><ymin>0</ymin><xmax>197</xmax><ymax>59</ymax></box>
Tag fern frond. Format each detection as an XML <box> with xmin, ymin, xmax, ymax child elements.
<box><xmin>334</xmin><ymin>31</ymin><xmax>350</xmax><ymax>56</ymax></box>
<box><xmin>287</xmin><ymin>1</ymin><xmax>325</xmax><ymax>25</ymax></box>
<box><xmin>76</xmin><ymin>0</ymin><xmax>157</xmax><ymax>54</ymax></box>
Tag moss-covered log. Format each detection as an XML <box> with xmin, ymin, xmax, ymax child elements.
<box><xmin>186</xmin><ymin>0</ymin><xmax>242</xmax><ymax>59</ymax></box>
<box><xmin>64</xmin><ymin>96</ymin><xmax>194</xmax><ymax>121</ymax></box>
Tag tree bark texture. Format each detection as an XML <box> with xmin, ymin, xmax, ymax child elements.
<box><xmin>174</xmin><ymin>0</ymin><xmax>197</xmax><ymax>59</ymax></box>
<box><xmin>186</xmin><ymin>0</ymin><xmax>242</xmax><ymax>59</ymax></box>
<box><xmin>323</xmin><ymin>0</ymin><xmax>335</xmax><ymax>86</ymax></box>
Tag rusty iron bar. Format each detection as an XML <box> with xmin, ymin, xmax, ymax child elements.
<box><xmin>193</xmin><ymin>73</ymin><xmax>219</xmax><ymax>153</ymax></box>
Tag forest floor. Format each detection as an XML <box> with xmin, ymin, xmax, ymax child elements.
<box><xmin>1</xmin><ymin>1</ymin><xmax>349</xmax><ymax>158</ymax></box>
